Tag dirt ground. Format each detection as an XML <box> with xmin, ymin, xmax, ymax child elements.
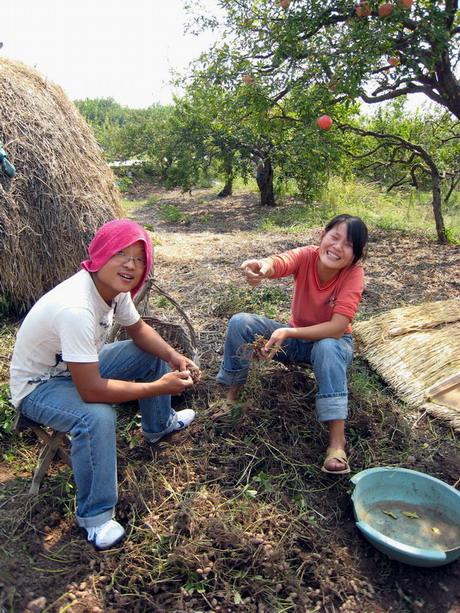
<box><xmin>1</xmin><ymin>185</ymin><xmax>460</xmax><ymax>613</ymax></box>
<box><xmin>129</xmin><ymin>184</ymin><xmax>460</xmax><ymax>313</ymax></box>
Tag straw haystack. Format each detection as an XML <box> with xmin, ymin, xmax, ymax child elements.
<box><xmin>353</xmin><ymin>298</ymin><xmax>460</xmax><ymax>430</ymax></box>
<box><xmin>0</xmin><ymin>58</ymin><xmax>124</xmax><ymax>312</ymax></box>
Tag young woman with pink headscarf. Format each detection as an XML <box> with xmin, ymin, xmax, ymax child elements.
<box><xmin>10</xmin><ymin>220</ymin><xmax>199</xmax><ymax>550</ymax></box>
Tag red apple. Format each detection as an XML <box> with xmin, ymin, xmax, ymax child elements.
<box><xmin>388</xmin><ymin>56</ymin><xmax>399</xmax><ymax>66</ymax></box>
<box><xmin>355</xmin><ymin>2</ymin><xmax>371</xmax><ymax>17</ymax></box>
<box><xmin>378</xmin><ymin>2</ymin><xmax>393</xmax><ymax>17</ymax></box>
<box><xmin>317</xmin><ymin>115</ymin><xmax>333</xmax><ymax>130</ymax></box>
<box><xmin>279</xmin><ymin>0</ymin><xmax>291</xmax><ymax>8</ymax></box>
<box><xmin>243</xmin><ymin>74</ymin><xmax>254</xmax><ymax>84</ymax></box>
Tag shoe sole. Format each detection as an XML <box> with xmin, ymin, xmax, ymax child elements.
<box><xmin>144</xmin><ymin>418</ymin><xmax>195</xmax><ymax>444</ymax></box>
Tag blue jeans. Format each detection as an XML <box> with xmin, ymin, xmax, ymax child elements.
<box><xmin>216</xmin><ymin>313</ymin><xmax>354</xmax><ymax>422</ymax></box>
<box><xmin>20</xmin><ymin>340</ymin><xmax>178</xmax><ymax>528</ymax></box>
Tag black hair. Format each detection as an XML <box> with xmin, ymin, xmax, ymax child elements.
<box><xmin>323</xmin><ymin>214</ymin><xmax>368</xmax><ymax>265</ymax></box>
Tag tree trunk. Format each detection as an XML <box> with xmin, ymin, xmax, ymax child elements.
<box><xmin>436</xmin><ymin>50</ymin><xmax>460</xmax><ymax>120</ymax></box>
<box><xmin>256</xmin><ymin>158</ymin><xmax>276</xmax><ymax>206</ymax></box>
<box><xmin>431</xmin><ymin>169</ymin><xmax>448</xmax><ymax>244</ymax></box>
<box><xmin>419</xmin><ymin>146</ymin><xmax>448</xmax><ymax>244</ymax></box>
<box><xmin>444</xmin><ymin>175</ymin><xmax>460</xmax><ymax>205</ymax></box>
<box><xmin>217</xmin><ymin>176</ymin><xmax>233</xmax><ymax>197</ymax></box>
<box><xmin>160</xmin><ymin>158</ymin><xmax>173</xmax><ymax>182</ymax></box>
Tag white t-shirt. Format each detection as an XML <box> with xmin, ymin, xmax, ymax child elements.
<box><xmin>10</xmin><ymin>269</ymin><xmax>140</xmax><ymax>407</ymax></box>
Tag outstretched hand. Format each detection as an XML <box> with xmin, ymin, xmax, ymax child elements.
<box><xmin>241</xmin><ymin>259</ymin><xmax>272</xmax><ymax>286</ymax></box>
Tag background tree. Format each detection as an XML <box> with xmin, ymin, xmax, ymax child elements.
<box><xmin>189</xmin><ymin>0</ymin><xmax>460</xmax><ymax>118</ymax></box>
<box><xmin>168</xmin><ymin>79</ymin><xmax>280</xmax><ymax>204</ymax></box>
<box><xmin>76</xmin><ymin>100</ymin><xmax>179</xmax><ymax>182</ymax></box>
<box><xmin>74</xmin><ymin>98</ymin><xmax>130</xmax><ymax>158</ymax></box>
<box><xmin>338</xmin><ymin>101</ymin><xmax>460</xmax><ymax>242</ymax></box>
<box><xmin>184</xmin><ymin>0</ymin><xmax>459</xmax><ymax>239</ymax></box>
<box><xmin>170</xmin><ymin>58</ymin><xmax>358</xmax><ymax>205</ymax></box>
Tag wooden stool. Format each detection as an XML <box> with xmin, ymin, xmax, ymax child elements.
<box><xmin>13</xmin><ymin>411</ymin><xmax>72</xmax><ymax>495</ymax></box>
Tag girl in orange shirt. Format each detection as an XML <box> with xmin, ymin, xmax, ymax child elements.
<box><xmin>214</xmin><ymin>214</ymin><xmax>368</xmax><ymax>474</ymax></box>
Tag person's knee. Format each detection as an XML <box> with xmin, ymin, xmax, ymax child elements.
<box><xmin>228</xmin><ymin>312</ymin><xmax>261</xmax><ymax>336</ymax></box>
<box><xmin>95</xmin><ymin>404</ymin><xmax>117</xmax><ymax>428</ymax></box>
<box><xmin>229</xmin><ymin>312</ymin><xmax>250</xmax><ymax>329</ymax></box>
<box><xmin>312</xmin><ymin>337</ymin><xmax>340</xmax><ymax>360</ymax></box>
<box><xmin>75</xmin><ymin>403</ymin><xmax>116</xmax><ymax>434</ymax></box>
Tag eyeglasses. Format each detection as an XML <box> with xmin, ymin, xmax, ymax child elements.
<box><xmin>112</xmin><ymin>251</ymin><xmax>147</xmax><ymax>268</ymax></box>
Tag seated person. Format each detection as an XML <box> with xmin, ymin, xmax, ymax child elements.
<box><xmin>213</xmin><ymin>214</ymin><xmax>368</xmax><ymax>475</ymax></box>
<box><xmin>10</xmin><ymin>220</ymin><xmax>199</xmax><ymax>550</ymax></box>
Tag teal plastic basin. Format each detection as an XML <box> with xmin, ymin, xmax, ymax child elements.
<box><xmin>350</xmin><ymin>467</ymin><xmax>460</xmax><ymax>567</ymax></box>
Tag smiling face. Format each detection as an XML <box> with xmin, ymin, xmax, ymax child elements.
<box><xmin>91</xmin><ymin>241</ymin><xmax>146</xmax><ymax>304</ymax></box>
<box><xmin>317</xmin><ymin>222</ymin><xmax>354</xmax><ymax>283</ymax></box>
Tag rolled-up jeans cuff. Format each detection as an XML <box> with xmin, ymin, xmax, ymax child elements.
<box><xmin>77</xmin><ymin>508</ymin><xmax>114</xmax><ymax>529</ymax></box>
<box><xmin>216</xmin><ymin>365</ymin><xmax>248</xmax><ymax>386</ymax></box>
<box><xmin>142</xmin><ymin>412</ymin><xmax>178</xmax><ymax>440</ymax></box>
<box><xmin>316</xmin><ymin>394</ymin><xmax>348</xmax><ymax>421</ymax></box>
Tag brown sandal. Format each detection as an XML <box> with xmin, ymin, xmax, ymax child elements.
<box><xmin>321</xmin><ymin>447</ymin><xmax>351</xmax><ymax>475</ymax></box>
<box><xmin>209</xmin><ymin>398</ymin><xmax>238</xmax><ymax>420</ymax></box>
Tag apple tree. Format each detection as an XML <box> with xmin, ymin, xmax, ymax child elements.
<box><xmin>166</xmin><ymin>76</ymin><xmax>282</xmax><ymax>204</ymax></box>
<box><xmin>172</xmin><ymin>50</ymin><xmax>358</xmax><ymax>205</ymax></box>
<box><xmin>185</xmin><ymin>0</ymin><xmax>459</xmax><ymax>239</ymax></box>
<box><xmin>189</xmin><ymin>0</ymin><xmax>460</xmax><ymax>118</ymax></box>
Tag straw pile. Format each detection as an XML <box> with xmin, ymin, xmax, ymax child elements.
<box><xmin>353</xmin><ymin>298</ymin><xmax>460</xmax><ymax>430</ymax></box>
<box><xmin>0</xmin><ymin>58</ymin><xmax>123</xmax><ymax>312</ymax></box>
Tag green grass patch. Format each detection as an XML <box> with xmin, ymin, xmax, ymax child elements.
<box><xmin>159</xmin><ymin>204</ymin><xmax>191</xmax><ymax>225</ymax></box>
<box><xmin>261</xmin><ymin>176</ymin><xmax>460</xmax><ymax>241</ymax></box>
<box><xmin>122</xmin><ymin>197</ymin><xmax>150</xmax><ymax>214</ymax></box>
<box><xmin>213</xmin><ymin>285</ymin><xmax>291</xmax><ymax>320</ymax></box>
<box><xmin>0</xmin><ymin>384</ymin><xmax>15</xmax><ymax>438</ymax></box>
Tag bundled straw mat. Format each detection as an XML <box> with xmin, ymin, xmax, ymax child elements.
<box><xmin>353</xmin><ymin>298</ymin><xmax>460</xmax><ymax>431</ymax></box>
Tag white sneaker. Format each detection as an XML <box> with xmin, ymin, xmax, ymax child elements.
<box><xmin>145</xmin><ymin>409</ymin><xmax>196</xmax><ymax>444</ymax></box>
<box><xmin>175</xmin><ymin>408</ymin><xmax>196</xmax><ymax>431</ymax></box>
<box><xmin>86</xmin><ymin>519</ymin><xmax>126</xmax><ymax>551</ymax></box>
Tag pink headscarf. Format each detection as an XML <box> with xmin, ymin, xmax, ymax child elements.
<box><xmin>81</xmin><ymin>219</ymin><xmax>153</xmax><ymax>297</ymax></box>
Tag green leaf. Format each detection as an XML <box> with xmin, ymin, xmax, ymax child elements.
<box><xmin>382</xmin><ymin>510</ymin><xmax>398</xmax><ymax>519</ymax></box>
<box><xmin>402</xmin><ymin>511</ymin><xmax>421</xmax><ymax>520</ymax></box>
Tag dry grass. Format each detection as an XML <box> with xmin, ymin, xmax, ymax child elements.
<box><xmin>354</xmin><ymin>299</ymin><xmax>460</xmax><ymax>430</ymax></box>
<box><xmin>2</xmin><ymin>356</ymin><xmax>457</xmax><ymax>612</ymax></box>
<box><xmin>1</xmin><ymin>363</ymin><xmax>421</xmax><ymax>613</ymax></box>
<box><xmin>0</xmin><ymin>58</ymin><xmax>123</xmax><ymax>312</ymax></box>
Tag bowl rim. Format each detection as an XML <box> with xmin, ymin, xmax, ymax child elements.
<box><xmin>350</xmin><ymin>467</ymin><xmax>460</xmax><ymax>497</ymax></box>
<box><xmin>350</xmin><ymin>466</ymin><xmax>460</xmax><ymax>561</ymax></box>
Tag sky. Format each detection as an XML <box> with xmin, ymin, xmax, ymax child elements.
<box><xmin>1</xmin><ymin>0</ymin><xmax>222</xmax><ymax>108</ymax></box>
